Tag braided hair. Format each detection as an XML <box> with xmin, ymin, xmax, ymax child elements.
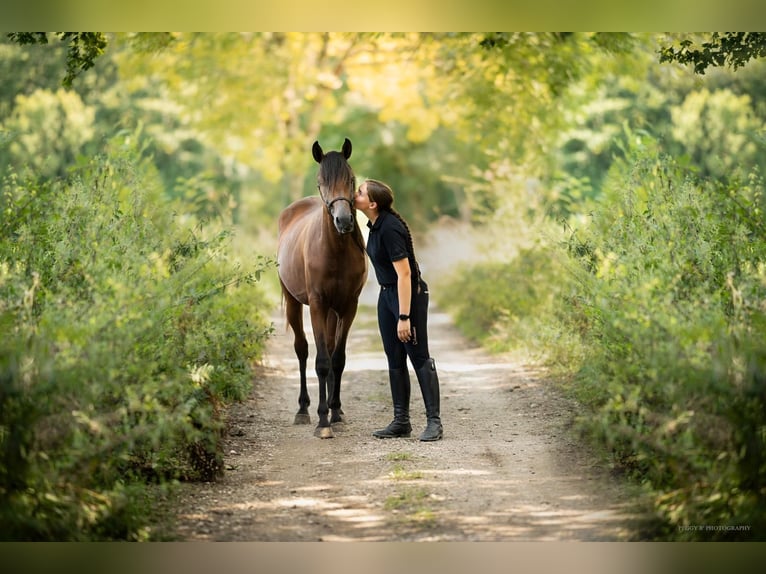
<box><xmin>365</xmin><ymin>179</ymin><xmax>422</xmax><ymax>281</ymax></box>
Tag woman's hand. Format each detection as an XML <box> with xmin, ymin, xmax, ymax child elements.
<box><xmin>397</xmin><ymin>318</ymin><xmax>411</xmax><ymax>342</ymax></box>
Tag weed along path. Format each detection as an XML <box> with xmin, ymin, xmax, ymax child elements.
<box><xmin>174</xmin><ymin>279</ymin><xmax>643</xmax><ymax>541</ymax></box>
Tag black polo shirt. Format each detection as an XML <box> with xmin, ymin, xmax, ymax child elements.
<box><xmin>366</xmin><ymin>211</ymin><xmax>418</xmax><ymax>286</ymax></box>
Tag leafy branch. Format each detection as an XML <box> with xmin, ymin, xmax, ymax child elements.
<box><xmin>6</xmin><ymin>32</ymin><xmax>108</xmax><ymax>87</ymax></box>
<box><xmin>659</xmin><ymin>32</ymin><xmax>766</xmax><ymax>74</ymax></box>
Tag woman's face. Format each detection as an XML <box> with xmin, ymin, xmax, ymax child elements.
<box><xmin>354</xmin><ymin>181</ymin><xmax>374</xmax><ymax>213</ymax></box>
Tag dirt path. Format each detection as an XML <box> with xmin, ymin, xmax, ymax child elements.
<box><xmin>173</xmin><ymin>277</ymin><xmax>645</xmax><ymax>541</ymax></box>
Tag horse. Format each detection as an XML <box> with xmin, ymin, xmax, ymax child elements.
<box><xmin>276</xmin><ymin>138</ymin><xmax>368</xmax><ymax>438</ymax></box>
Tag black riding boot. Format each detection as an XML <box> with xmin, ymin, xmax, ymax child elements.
<box><xmin>373</xmin><ymin>367</ymin><xmax>412</xmax><ymax>438</ymax></box>
<box><xmin>416</xmin><ymin>358</ymin><xmax>443</xmax><ymax>441</ymax></box>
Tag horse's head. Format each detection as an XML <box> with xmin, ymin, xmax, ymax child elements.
<box><xmin>313</xmin><ymin>138</ymin><xmax>356</xmax><ymax>234</ymax></box>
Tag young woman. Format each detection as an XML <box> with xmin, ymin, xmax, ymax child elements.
<box><xmin>354</xmin><ymin>179</ymin><xmax>443</xmax><ymax>441</ymax></box>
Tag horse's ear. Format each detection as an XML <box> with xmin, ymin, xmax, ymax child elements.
<box><xmin>341</xmin><ymin>138</ymin><xmax>352</xmax><ymax>159</ymax></box>
<box><xmin>312</xmin><ymin>141</ymin><xmax>324</xmax><ymax>164</ymax></box>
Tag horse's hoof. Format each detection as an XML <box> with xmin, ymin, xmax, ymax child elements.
<box><xmin>314</xmin><ymin>426</ymin><xmax>334</xmax><ymax>439</ymax></box>
<box><xmin>294</xmin><ymin>413</ymin><xmax>311</xmax><ymax>425</ymax></box>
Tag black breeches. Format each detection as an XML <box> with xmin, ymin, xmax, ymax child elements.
<box><xmin>377</xmin><ymin>280</ymin><xmax>430</xmax><ymax>371</ymax></box>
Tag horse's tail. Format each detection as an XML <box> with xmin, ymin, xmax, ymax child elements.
<box><xmin>282</xmin><ymin>294</ymin><xmax>290</xmax><ymax>334</ymax></box>
<box><xmin>278</xmin><ymin>282</ymin><xmax>294</xmax><ymax>335</ymax></box>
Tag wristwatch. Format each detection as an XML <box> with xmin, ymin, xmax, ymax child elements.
<box><xmin>398</xmin><ymin>314</ymin><xmax>410</xmax><ymax>321</ymax></box>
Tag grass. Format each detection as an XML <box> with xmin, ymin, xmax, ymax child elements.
<box><xmin>383</xmin><ymin>488</ymin><xmax>438</xmax><ymax>528</ymax></box>
<box><xmin>389</xmin><ymin>463</ymin><xmax>424</xmax><ymax>481</ymax></box>
<box><xmin>383</xmin><ymin>487</ymin><xmax>429</xmax><ymax>510</ymax></box>
<box><xmin>386</xmin><ymin>452</ymin><xmax>413</xmax><ymax>462</ymax></box>
<box><xmin>382</xmin><ymin>451</ymin><xmax>438</xmax><ymax>528</ymax></box>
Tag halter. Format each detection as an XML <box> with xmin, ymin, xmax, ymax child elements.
<box><xmin>319</xmin><ymin>176</ymin><xmax>356</xmax><ymax>215</ymax></box>
<box><xmin>318</xmin><ymin>176</ymin><xmax>365</xmax><ymax>252</ymax></box>
<box><xmin>325</xmin><ymin>195</ymin><xmax>354</xmax><ymax>212</ymax></box>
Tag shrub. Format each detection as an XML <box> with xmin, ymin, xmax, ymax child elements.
<box><xmin>0</xmin><ymin>134</ymin><xmax>274</xmax><ymax>540</ymax></box>
<box><xmin>437</xmin><ymin>244</ymin><xmax>569</xmax><ymax>357</ymax></box>
<box><xmin>558</xmin><ymin>139</ymin><xmax>766</xmax><ymax>539</ymax></box>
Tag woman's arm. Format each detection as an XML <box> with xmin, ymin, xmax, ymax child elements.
<box><xmin>392</xmin><ymin>257</ymin><xmax>412</xmax><ymax>342</ymax></box>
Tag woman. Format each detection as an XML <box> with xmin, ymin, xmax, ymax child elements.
<box><xmin>354</xmin><ymin>179</ymin><xmax>443</xmax><ymax>441</ymax></box>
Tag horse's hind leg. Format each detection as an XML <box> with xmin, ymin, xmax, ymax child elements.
<box><xmin>329</xmin><ymin>304</ymin><xmax>358</xmax><ymax>425</ymax></box>
<box><xmin>283</xmin><ymin>287</ymin><xmax>310</xmax><ymax>424</ymax></box>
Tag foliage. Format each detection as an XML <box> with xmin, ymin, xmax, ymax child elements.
<box><xmin>552</xmin><ymin>37</ymin><xmax>766</xmax><ymax>216</ymax></box>
<box><xmin>6</xmin><ymin>33</ymin><xmax>108</xmax><ymax>87</ymax></box>
<box><xmin>0</xmin><ymin>88</ymin><xmax>96</xmax><ymax>179</ymax></box>
<box><xmin>0</xmin><ymin>32</ymin><xmax>661</xmax><ymax>231</ymax></box>
<box><xmin>556</xmin><ymin>138</ymin><xmax>766</xmax><ymax>539</ymax></box>
<box><xmin>437</xmin><ymin>246</ymin><xmax>568</xmax><ymax>357</ymax></box>
<box><xmin>550</xmin><ymin>37</ymin><xmax>668</xmax><ymax>213</ymax></box>
<box><xmin>108</xmin><ymin>32</ymin><xmax>626</xmax><ymax>229</ymax></box>
<box><xmin>0</xmin><ymin>134</ymin><xmax>274</xmax><ymax>540</ymax></box>
<box><xmin>437</xmin><ymin>32</ymin><xmax>590</xmax><ymax>174</ymax></box>
<box><xmin>668</xmin><ymin>87</ymin><xmax>765</xmax><ymax>181</ymax></box>
<box><xmin>660</xmin><ymin>32</ymin><xmax>766</xmax><ymax>75</ymax></box>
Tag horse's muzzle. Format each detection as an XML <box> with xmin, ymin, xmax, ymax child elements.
<box><xmin>334</xmin><ymin>215</ymin><xmax>355</xmax><ymax>234</ymax></box>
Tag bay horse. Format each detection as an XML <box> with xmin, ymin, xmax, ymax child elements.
<box><xmin>277</xmin><ymin>138</ymin><xmax>367</xmax><ymax>438</ymax></box>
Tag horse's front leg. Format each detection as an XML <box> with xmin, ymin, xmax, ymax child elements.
<box><xmin>310</xmin><ymin>302</ymin><xmax>334</xmax><ymax>439</ymax></box>
<box><xmin>325</xmin><ymin>312</ymin><xmax>344</xmax><ymax>425</ymax></box>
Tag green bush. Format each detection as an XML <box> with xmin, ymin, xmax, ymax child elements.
<box><xmin>437</xmin><ymin>245</ymin><xmax>569</xmax><ymax>357</ymax></box>
<box><xmin>0</xmin><ymin>135</ymin><xmax>274</xmax><ymax>540</ymax></box>
<box><xmin>558</xmin><ymin>139</ymin><xmax>766</xmax><ymax>539</ymax></box>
